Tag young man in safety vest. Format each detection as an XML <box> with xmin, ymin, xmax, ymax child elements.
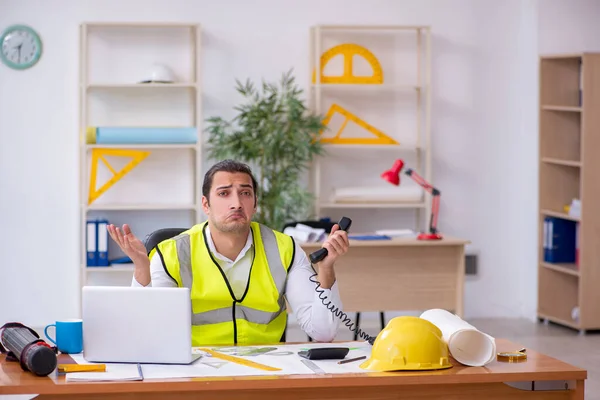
<box><xmin>107</xmin><ymin>159</ymin><xmax>349</xmax><ymax>346</ymax></box>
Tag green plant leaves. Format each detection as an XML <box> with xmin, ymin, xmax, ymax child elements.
<box><xmin>205</xmin><ymin>69</ymin><xmax>327</xmax><ymax>231</ymax></box>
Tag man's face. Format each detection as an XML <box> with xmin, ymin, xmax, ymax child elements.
<box><xmin>202</xmin><ymin>171</ymin><xmax>256</xmax><ymax>234</ymax></box>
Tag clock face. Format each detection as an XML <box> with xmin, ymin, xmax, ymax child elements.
<box><xmin>0</xmin><ymin>25</ymin><xmax>42</xmax><ymax>70</ymax></box>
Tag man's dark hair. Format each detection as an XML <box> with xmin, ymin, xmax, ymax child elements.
<box><xmin>202</xmin><ymin>159</ymin><xmax>258</xmax><ymax>205</ymax></box>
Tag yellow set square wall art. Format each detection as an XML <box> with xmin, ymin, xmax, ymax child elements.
<box><xmin>312</xmin><ymin>43</ymin><xmax>396</xmax><ymax>146</ymax></box>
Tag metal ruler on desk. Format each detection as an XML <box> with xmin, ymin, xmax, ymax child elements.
<box><xmin>301</xmin><ymin>359</ymin><xmax>325</xmax><ymax>375</ymax></box>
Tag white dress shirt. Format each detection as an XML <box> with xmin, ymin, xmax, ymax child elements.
<box><xmin>131</xmin><ymin>225</ymin><xmax>343</xmax><ymax>342</ymax></box>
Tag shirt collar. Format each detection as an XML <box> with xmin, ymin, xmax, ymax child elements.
<box><xmin>205</xmin><ymin>224</ymin><xmax>254</xmax><ymax>264</ymax></box>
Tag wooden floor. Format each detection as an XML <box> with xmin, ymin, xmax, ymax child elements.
<box><xmin>286</xmin><ymin>316</ymin><xmax>600</xmax><ymax>399</ymax></box>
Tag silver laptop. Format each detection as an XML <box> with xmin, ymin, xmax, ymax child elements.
<box><xmin>82</xmin><ymin>286</ymin><xmax>201</xmax><ymax>364</ymax></box>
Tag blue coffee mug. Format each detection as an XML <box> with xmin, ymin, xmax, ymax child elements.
<box><xmin>44</xmin><ymin>319</ymin><xmax>83</xmax><ymax>354</ymax></box>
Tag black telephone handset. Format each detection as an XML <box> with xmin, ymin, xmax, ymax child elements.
<box><xmin>309</xmin><ymin>216</ymin><xmax>352</xmax><ymax>264</ymax></box>
<box><xmin>307</xmin><ymin>216</ymin><xmax>376</xmax><ymax>345</ymax></box>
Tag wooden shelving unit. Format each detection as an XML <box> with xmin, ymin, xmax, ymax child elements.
<box><xmin>537</xmin><ymin>52</ymin><xmax>600</xmax><ymax>333</ymax></box>
<box><xmin>308</xmin><ymin>25</ymin><xmax>431</xmax><ymax>232</ymax></box>
<box><xmin>78</xmin><ymin>23</ymin><xmax>203</xmax><ymax>293</ymax></box>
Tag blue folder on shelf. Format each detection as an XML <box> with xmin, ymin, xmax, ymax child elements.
<box><xmin>543</xmin><ymin>216</ymin><xmax>577</xmax><ymax>263</ymax></box>
<box><xmin>96</xmin><ymin>218</ymin><xmax>109</xmax><ymax>266</ymax></box>
<box><xmin>86</xmin><ymin>220</ymin><xmax>97</xmax><ymax>266</ymax></box>
<box><xmin>86</xmin><ymin>218</ymin><xmax>109</xmax><ymax>267</ymax></box>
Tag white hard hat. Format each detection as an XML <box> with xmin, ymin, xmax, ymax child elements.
<box><xmin>139</xmin><ymin>63</ymin><xmax>175</xmax><ymax>83</ymax></box>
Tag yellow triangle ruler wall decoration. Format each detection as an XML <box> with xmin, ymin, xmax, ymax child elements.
<box><xmin>319</xmin><ymin>103</ymin><xmax>399</xmax><ymax>145</ymax></box>
<box><xmin>88</xmin><ymin>148</ymin><xmax>151</xmax><ymax>205</ymax></box>
<box><xmin>312</xmin><ymin>43</ymin><xmax>384</xmax><ymax>84</ymax></box>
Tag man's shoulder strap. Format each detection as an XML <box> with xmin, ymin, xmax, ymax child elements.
<box><xmin>254</xmin><ymin>222</ymin><xmax>296</xmax><ymax>271</ymax></box>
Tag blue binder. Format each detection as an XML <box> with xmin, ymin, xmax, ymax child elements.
<box><xmin>96</xmin><ymin>218</ymin><xmax>109</xmax><ymax>266</ymax></box>
<box><xmin>544</xmin><ymin>216</ymin><xmax>577</xmax><ymax>263</ymax></box>
<box><xmin>86</xmin><ymin>218</ymin><xmax>110</xmax><ymax>267</ymax></box>
<box><xmin>86</xmin><ymin>219</ymin><xmax>97</xmax><ymax>266</ymax></box>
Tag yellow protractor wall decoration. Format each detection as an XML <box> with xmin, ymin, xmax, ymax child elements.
<box><xmin>319</xmin><ymin>103</ymin><xmax>398</xmax><ymax>145</ymax></box>
<box><xmin>88</xmin><ymin>148</ymin><xmax>150</xmax><ymax>205</ymax></box>
<box><xmin>312</xmin><ymin>43</ymin><xmax>384</xmax><ymax>84</ymax></box>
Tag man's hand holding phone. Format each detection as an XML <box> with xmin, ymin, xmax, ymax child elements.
<box><xmin>309</xmin><ymin>217</ymin><xmax>352</xmax><ymax>289</ymax></box>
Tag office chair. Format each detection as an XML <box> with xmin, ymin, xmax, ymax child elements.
<box><xmin>142</xmin><ymin>227</ymin><xmax>288</xmax><ymax>342</ymax></box>
<box><xmin>143</xmin><ymin>228</ymin><xmax>187</xmax><ymax>255</ymax></box>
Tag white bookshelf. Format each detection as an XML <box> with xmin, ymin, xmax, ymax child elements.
<box><xmin>78</xmin><ymin>23</ymin><xmax>203</xmax><ymax>291</ymax></box>
<box><xmin>308</xmin><ymin>25</ymin><xmax>432</xmax><ymax>232</ymax></box>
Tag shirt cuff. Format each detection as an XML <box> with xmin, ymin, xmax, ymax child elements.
<box><xmin>131</xmin><ymin>276</ymin><xmax>150</xmax><ymax>287</ymax></box>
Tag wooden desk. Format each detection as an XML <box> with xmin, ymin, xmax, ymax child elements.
<box><xmin>301</xmin><ymin>235</ymin><xmax>470</xmax><ymax>317</ymax></box>
<box><xmin>0</xmin><ymin>339</ymin><xmax>586</xmax><ymax>399</ymax></box>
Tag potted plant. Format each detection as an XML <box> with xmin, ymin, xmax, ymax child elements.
<box><xmin>204</xmin><ymin>69</ymin><xmax>326</xmax><ymax>231</ymax></box>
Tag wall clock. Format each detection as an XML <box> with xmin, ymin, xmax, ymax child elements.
<box><xmin>0</xmin><ymin>24</ymin><xmax>42</xmax><ymax>70</ymax></box>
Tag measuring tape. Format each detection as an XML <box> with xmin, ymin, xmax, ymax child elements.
<box><xmin>197</xmin><ymin>348</ymin><xmax>281</xmax><ymax>372</ymax></box>
<box><xmin>319</xmin><ymin>103</ymin><xmax>398</xmax><ymax>145</ymax></box>
<box><xmin>497</xmin><ymin>351</ymin><xmax>527</xmax><ymax>363</ymax></box>
<box><xmin>312</xmin><ymin>43</ymin><xmax>384</xmax><ymax>85</ymax></box>
<box><xmin>88</xmin><ymin>149</ymin><xmax>150</xmax><ymax>205</ymax></box>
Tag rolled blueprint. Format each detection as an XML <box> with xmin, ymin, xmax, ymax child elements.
<box><xmin>420</xmin><ymin>309</ymin><xmax>496</xmax><ymax>367</ymax></box>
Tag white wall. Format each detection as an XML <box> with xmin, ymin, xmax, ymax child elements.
<box><xmin>0</xmin><ymin>0</ymin><xmax>596</xmax><ymax>328</ymax></box>
<box><xmin>538</xmin><ymin>0</ymin><xmax>600</xmax><ymax>54</ymax></box>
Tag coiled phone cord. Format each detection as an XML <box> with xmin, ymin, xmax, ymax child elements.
<box><xmin>309</xmin><ymin>271</ymin><xmax>376</xmax><ymax>345</ymax></box>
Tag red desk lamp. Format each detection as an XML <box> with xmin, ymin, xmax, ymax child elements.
<box><xmin>381</xmin><ymin>159</ymin><xmax>443</xmax><ymax>240</ymax></box>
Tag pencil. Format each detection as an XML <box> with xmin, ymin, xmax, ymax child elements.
<box><xmin>337</xmin><ymin>356</ymin><xmax>367</xmax><ymax>365</ymax></box>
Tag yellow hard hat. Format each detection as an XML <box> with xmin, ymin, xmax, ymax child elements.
<box><xmin>360</xmin><ymin>316</ymin><xmax>453</xmax><ymax>371</ymax></box>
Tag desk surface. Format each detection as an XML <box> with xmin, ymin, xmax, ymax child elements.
<box><xmin>0</xmin><ymin>339</ymin><xmax>586</xmax><ymax>397</ymax></box>
<box><xmin>300</xmin><ymin>235</ymin><xmax>471</xmax><ymax>248</ymax></box>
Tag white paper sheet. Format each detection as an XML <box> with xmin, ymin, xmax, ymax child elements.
<box><xmin>65</xmin><ymin>358</ymin><xmax>143</xmax><ymax>382</ymax></box>
<box><xmin>66</xmin><ymin>341</ymin><xmax>373</xmax><ymax>380</ymax></box>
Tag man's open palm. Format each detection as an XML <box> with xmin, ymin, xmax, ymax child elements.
<box><xmin>107</xmin><ymin>224</ymin><xmax>147</xmax><ymax>264</ymax></box>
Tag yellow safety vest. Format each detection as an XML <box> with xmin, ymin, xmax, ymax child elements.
<box><xmin>154</xmin><ymin>221</ymin><xmax>295</xmax><ymax>346</ymax></box>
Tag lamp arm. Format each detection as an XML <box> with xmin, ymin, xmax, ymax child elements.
<box><xmin>405</xmin><ymin>168</ymin><xmax>441</xmax><ymax>234</ymax></box>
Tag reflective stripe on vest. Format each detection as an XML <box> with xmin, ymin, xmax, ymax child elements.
<box><xmin>174</xmin><ymin>224</ymin><xmax>287</xmax><ymax>326</ymax></box>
